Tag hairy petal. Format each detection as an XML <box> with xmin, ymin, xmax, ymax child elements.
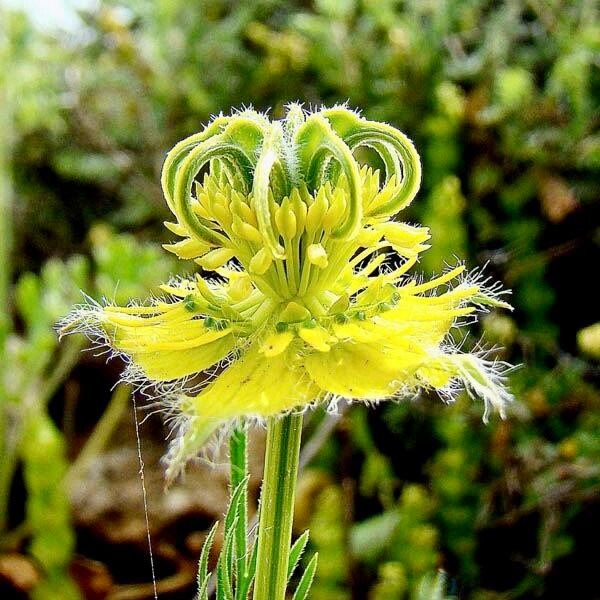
<box><xmin>59</xmin><ymin>300</ymin><xmax>236</xmax><ymax>382</ymax></box>
<box><xmin>305</xmin><ymin>338</ymin><xmax>425</xmax><ymax>399</ymax></box>
<box><xmin>417</xmin><ymin>353</ymin><xmax>513</xmax><ymax>421</ymax></box>
<box><xmin>163</xmin><ymin>344</ymin><xmax>321</xmax><ymax>480</ymax></box>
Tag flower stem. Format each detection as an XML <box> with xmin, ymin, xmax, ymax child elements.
<box><xmin>229</xmin><ymin>426</ymin><xmax>249</xmax><ymax>585</ymax></box>
<box><xmin>253</xmin><ymin>412</ymin><xmax>303</xmax><ymax>600</ymax></box>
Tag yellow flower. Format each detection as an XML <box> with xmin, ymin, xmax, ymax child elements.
<box><xmin>59</xmin><ymin>104</ymin><xmax>513</xmax><ymax>479</ymax></box>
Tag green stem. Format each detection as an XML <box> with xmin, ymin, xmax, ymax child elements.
<box><xmin>229</xmin><ymin>425</ymin><xmax>248</xmax><ymax>595</ymax></box>
<box><xmin>253</xmin><ymin>412</ymin><xmax>303</xmax><ymax>600</ymax></box>
<box><xmin>230</xmin><ymin>425</ymin><xmax>248</xmax><ymax>493</ymax></box>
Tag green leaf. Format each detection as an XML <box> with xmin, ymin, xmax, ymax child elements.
<box><xmin>196</xmin><ymin>522</ymin><xmax>218</xmax><ymax>600</ymax></box>
<box><xmin>217</xmin><ymin>515</ymin><xmax>238</xmax><ymax>600</ymax></box>
<box><xmin>224</xmin><ymin>477</ymin><xmax>249</xmax><ymax>538</ymax></box>
<box><xmin>196</xmin><ymin>574</ymin><xmax>211</xmax><ymax>600</ymax></box>
<box><xmin>236</xmin><ymin>539</ymin><xmax>258</xmax><ymax>599</ymax></box>
<box><xmin>292</xmin><ymin>552</ymin><xmax>318</xmax><ymax>600</ymax></box>
<box><xmin>216</xmin><ymin>564</ymin><xmax>228</xmax><ymax>600</ymax></box>
<box><xmin>287</xmin><ymin>530</ymin><xmax>310</xmax><ymax>581</ymax></box>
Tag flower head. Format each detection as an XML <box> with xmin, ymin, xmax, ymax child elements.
<box><xmin>59</xmin><ymin>104</ymin><xmax>513</xmax><ymax>479</ymax></box>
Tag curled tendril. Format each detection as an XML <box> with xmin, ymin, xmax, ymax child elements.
<box><xmin>295</xmin><ymin>114</ymin><xmax>363</xmax><ymax>239</ymax></box>
<box><xmin>252</xmin><ymin>122</ymin><xmax>287</xmax><ymax>258</ymax></box>
<box><xmin>322</xmin><ymin>107</ymin><xmax>422</xmax><ymax>216</ymax></box>
<box><xmin>161</xmin><ymin>104</ymin><xmax>421</xmax><ymax>251</ymax></box>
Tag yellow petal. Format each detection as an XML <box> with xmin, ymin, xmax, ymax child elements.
<box><xmin>249</xmin><ymin>247</ymin><xmax>273</xmax><ymax>274</ymax></box>
<box><xmin>260</xmin><ymin>331</ymin><xmax>294</xmax><ymax>357</ymax></box>
<box><xmin>405</xmin><ymin>265</ymin><xmax>465</xmax><ymax>295</ymax></box>
<box><xmin>305</xmin><ymin>187</ymin><xmax>328</xmax><ymax>234</ymax></box>
<box><xmin>227</xmin><ymin>273</ymin><xmax>253</xmax><ymax>301</ymax></box>
<box><xmin>232</xmin><ymin>215</ymin><xmax>263</xmax><ymax>243</ymax></box>
<box><xmin>159</xmin><ymin>279</ymin><xmax>198</xmax><ymax>298</ymax></box>
<box><xmin>129</xmin><ymin>336</ymin><xmax>235</xmax><ymax>381</ymax></box>
<box><xmin>100</xmin><ymin>302</ymin><xmax>236</xmax><ymax>381</ymax></box>
<box><xmin>116</xmin><ymin>325</ymin><xmax>231</xmax><ymax>352</ymax></box>
<box><xmin>322</xmin><ymin>188</ymin><xmax>346</xmax><ymax>231</ymax></box>
<box><xmin>416</xmin><ymin>353</ymin><xmax>512</xmax><ymax>421</ymax></box>
<box><xmin>163</xmin><ymin>221</ymin><xmax>188</xmax><ymax>236</ymax></box>
<box><xmin>290</xmin><ymin>188</ymin><xmax>307</xmax><ymax>232</ymax></box>
<box><xmin>279</xmin><ymin>301</ymin><xmax>311</xmax><ymax>323</ymax></box>
<box><xmin>187</xmin><ymin>344</ymin><xmax>320</xmax><ymax>419</ymax></box>
<box><xmin>305</xmin><ymin>341</ymin><xmax>419</xmax><ymax>399</ymax></box>
<box><xmin>196</xmin><ymin>247</ymin><xmax>236</xmax><ymax>270</ymax></box>
<box><xmin>377</xmin><ymin>222</ymin><xmax>430</xmax><ymax>248</ymax></box>
<box><xmin>163</xmin><ymin>238</ymin><xmax>211</xmax><ymax>260</ymax></box>
<box><xmin>307</xmin><ymin>243</ymin><xmax>328</xmax><ymax>269</ymax></box>
<box><xmin>275</xmin><ymin>199</ymin><xmax>298</xmax><ymax>240</ymax></box>
<box><xmin>298</xmin><ymin>325</ymin><xmax>336</xmax><ymax>352</ymax></box>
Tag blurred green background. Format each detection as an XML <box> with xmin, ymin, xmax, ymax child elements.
<box><xmin>0</xmin><ymin>1</ymin><xmax>598</xmax><ymax>598</ymax></box>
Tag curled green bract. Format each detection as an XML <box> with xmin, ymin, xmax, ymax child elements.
<box><xmin>322</xmin><ymin>107</ymin><xmax>422</xmax><ymax>216</ymax></box>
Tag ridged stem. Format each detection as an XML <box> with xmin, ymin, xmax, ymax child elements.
<box><xmin>229</xmin><ymin>425</ymin><xmax>249</xmax><ymax>589</ymax></box>
<box><xmin>253</xmin><ymin>412</ymin><xmax>303</xmax><ymax>600</ymax></box>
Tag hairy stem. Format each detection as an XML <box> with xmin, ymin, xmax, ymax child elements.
<box><xmin>253</xmin><ymin>412</ymin><xmax>303</xmax><ymax>600</ymax></box>
<box><xmin>229</xmin><ymin>425</ymin><xmax>249</xmax><ymax>594</ymax></box>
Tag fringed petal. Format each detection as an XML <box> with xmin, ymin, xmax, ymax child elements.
<box><xmin>305</xmin><ymin>338</ymin><xmax>426</xmax><ymax>399</ymax></box>
<box><xmin>416</xmin><ymin>353</ymin><xmax>513</xmax><ymax>421</ymax></box>
<box><xmin>59</xmin><ymin>299</ymin><xmax>236</xmax><ymax>382</ymax></box>
<box><xmin>184</xmin><ymin>344</ymin><xmax>320</xmax><ymax>420</ymax></box>
<box><xmin>163</xmin><ymin>343</ymin><xmax>321</xmax><ymax>481</ymax></box>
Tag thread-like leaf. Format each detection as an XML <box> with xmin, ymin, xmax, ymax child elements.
<box><xmin>291</xmin><ymin>553</ymin><xmax>318</xmax><ymax>600</ymax></box>
<box><xmin>216</xmin><ymin>518</ymin><xmax>237</xmax><ymax>600</ymax></box>
<box><xmin>287</xmin><ymin>530</ymin><xmax>310</xmax><ymax>581</ymax></box>
<box><xmin>236</xmin><ymin>538</ymin><xmax>258</xmax><ymax>599</ymax></box>
<box><xmin>196</xmin><ymin>522</ymin><xmax>218</xmax><ymax>600</ymax></box>
<box><xmin>216</xmin><ymin>564</ymin><xmax>228</xmax><ymax>600</ymax></box>
<box><xmin>196</xmin><ymin>574</ymin><xmax>211</xmax><ymax>600</ymax></box>
<box><xmin>225</xmin><ymin>477</ymin><xmax>248</xmax><ymax>536</ymax></box>
<box><xmin>229</xmin><ymin>429</ymin><xmax>249</xmax><ymax>600</ymax></box>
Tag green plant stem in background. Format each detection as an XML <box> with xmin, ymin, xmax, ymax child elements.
<box><xmin>0</xmin><ymin>5</ymin><xmax>12</xmax><ymax>353</ymax></box>
<box><xmin>253</xmin><ymin>413</ymin><xmax>303</xmax><ymax>600</ymax></box>
<box><xmin>67</xmin><ymin>383</ymin><xmax>130</xmax><ymax>486</ymax></box>
<box><xmin>0</xmin><ymin>336</ymin><xmax>85</xmax><ymax>535</ymax></box>
<box><xmin>0</xmin><ymin>5</ymin><xmax>14</xmax><ymax>535</ymax></box>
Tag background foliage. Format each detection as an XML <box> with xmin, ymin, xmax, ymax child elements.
<box><xmin>1</xmin><ymin>0</ymin><xmax>598</xmax><ymax>598</ymax></box>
